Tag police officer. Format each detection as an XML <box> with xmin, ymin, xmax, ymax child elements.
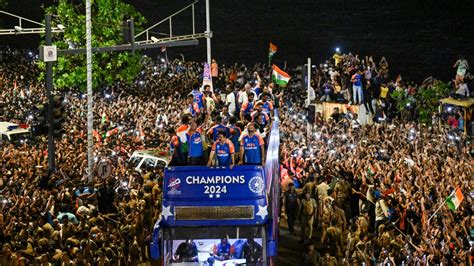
<box><xmin>324</xmin><ymin>217</ymin><xmax>343</xmax><ymax>260</ymax></box>
<box><xmin>300</xmin><ymin>192</ymin><xmax>317</xmax><ymax>243</ymax></box>
<box><xmin>283</xmin><ymin>183</ymin><xmax>300</xmax><ymax>235</ymax></box>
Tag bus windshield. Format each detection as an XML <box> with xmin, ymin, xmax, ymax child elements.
<box><xmin>8</xmin><ymin>132</ymin><xmax>30</xmax><ymax>142</ymax></box>
<box><xmin>164</xmin><ymin>226</ymin><xmax>265</xmax><ymax>265</ymax></box>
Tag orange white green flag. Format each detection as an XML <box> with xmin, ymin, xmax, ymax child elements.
<box><xmin>269</xmin><ymin>42</ymin><xmax>277</xmax><ymax>59</ymax></box>
<box><xmin>446</xmin><ymin>187</ymin><xmax>464</xmax><ymax>210</ymax></box>
<box><xmin>271</xmin><ymin>64</ymin><xmax>290</xmax><ymax>87</ymax></box>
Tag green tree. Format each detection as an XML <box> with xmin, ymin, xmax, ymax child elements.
<box><xmin>414</xmin><ymin>80</ymin><xmax>450</xmax><ymax>124</ymax></box>
<box><xmin>391</xmin><ymin>79</ymin><xmax>450</xmax><ymax>124</ymax></box>
<box><xmin>0</xmin><ymin>0</ymin><xmax>7</xmax><ymax>8</ymax></box>
<box><xmin>39</xmin><ymin>0</ymin><xmax>146</xmax><ymax>91</ymax></box>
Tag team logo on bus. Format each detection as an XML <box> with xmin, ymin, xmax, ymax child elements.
<box><xmin>248</xmin><ymin>176</ymin><xmax>264</xmax><ymax>193</ymax></box>
<box><xmin>168</xmin><ymin>178</ymin><xmax>181</xmax><ymax>189</ymax></box>
<box><xmin>168</xmin><ymin>178</ymin><xmax>182</xmax><ymax>195</ymax></box>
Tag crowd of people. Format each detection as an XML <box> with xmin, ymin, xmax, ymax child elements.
<box><xmin>0</xmin><ymin>45</ymin><xmax>472</xmax><ymax>265</ymax></box>
<box><xmin>281</xmin><ymin>51</ymin><xmax>473</xmax><ymax>265</ymax></box>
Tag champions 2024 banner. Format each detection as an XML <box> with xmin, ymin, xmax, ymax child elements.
<box><xmin>164</xmin><ymin>166</ymin><xmax>266</xmax><ymax>200</ymax></box>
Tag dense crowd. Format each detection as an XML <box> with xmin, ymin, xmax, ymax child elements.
<box><xmin>0</xmin><ymin>46</ymin><xmax>472</xmax><ymax>265</ymax></box>
<box><xmin>282</xmin><ymin>51</ymin><xmax>473</xmax><ymax>265</ymax></box>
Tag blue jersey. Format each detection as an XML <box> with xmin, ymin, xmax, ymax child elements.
<box><xmin>251</xmin><ymin>111</ymin><xmax>270</xmax><ymax>125</ymax></box>
<box><xmin>241</xmin><ymin>134</ymin><xmax>264</xmax><ymax>164</ymax></box>
<box><xmin>186</xmin><ymin>128</ymin><xmax>204</xmax><ymax>158</ymax></box>
<box><xmin>229</xmin><ymin>125</ymin><xmax>242</xmax><ymax>152</ymax></box>
<box><xmin>261</xmin><ymin>101</ymin><xmax>273</xmax><ymax>115</ymax></box>
<box><xmin>352</xmin><ymin>74</ymin><xmax>362</xmax><ymax>87</ymax></box>
<box><xmin>212</xmin><ymin>140</ymin><xmax>234</xmax><ymax>166</ymax></box>
<box><xmin>214</xmin><ymin>242</ymin><xmax>232</xmax><ymax>257</ymax></box>
<box><xmin>242</xmin><ymin>101</ymin><xmax>254</xmax><ymax>115</ymax></box>
<box><xmin>191</xmin><ymin>90</ymin><xmax>204</xmax><ymax>109</ymax></box>
<box><xmin>252</xmin><ymin>87</ymin><xmax>261</xmax><ymax>96</ymax></box>
<box><xmin>207</xmin><ymin>124</ymin><xmax>234</xmax><ymax>141</ymax></box>
<box><xmin>188</xmin><ymin>102</ymin><xmax>200</xmax><ymax>117</ymax></box>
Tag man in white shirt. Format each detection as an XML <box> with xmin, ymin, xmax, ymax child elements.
<box><xmin>225</xmin><ymin>85</ymin><xmax>237</xmax><ymax>116</ymax></box>
<box><xmin>238</xmin><ymin>84</ymin><xmax>251</xmax><ymax>107</ymax></box>
<box><xmin>455</xmin><ymin>82</ymin><xmax>470</xmax><ymax>98</ymax></box>
<box><xmin>375</xmin><ymin>193</ymin><xmax>389</xmax><ymax>231</ymax></box>
<box><xmin>351</xmin><ymin>113</ymin><xmax>361</xmax><ymax>129</ymax></box>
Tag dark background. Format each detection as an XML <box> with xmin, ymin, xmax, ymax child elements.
<box><xmin>1</xmin><ymin>0</ymin><xmax>474</xmax><ymax>82</ymax></box>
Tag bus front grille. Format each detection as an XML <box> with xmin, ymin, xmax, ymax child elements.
<box><xmin>175</xmin><ymin>206</ymin><xmax>255</xmax><ymax>220</ymax></box>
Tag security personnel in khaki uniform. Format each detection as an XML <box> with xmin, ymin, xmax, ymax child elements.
<box><xmin>318</xmin><ymin>252</ymin><xmax>338</xmax><ymax>266</ymax></box>
<box><xmin>300</xmin><ymin>192</ymin><xmax>317</xmax><ymax>242</ymax></box>
<box><xmin>332</xmin><ymin>202</ymin><xmax>346</xmax><ymax>231</ymax></box>
<box><xmin>333</xmin><ymin>178</ymin><xmax>350</xmax><ymax>210</ymax></box>
<box><xmin>324</xmin><ymin>217</ymin><xmax>343</xmax><ymax>260</ymax></box>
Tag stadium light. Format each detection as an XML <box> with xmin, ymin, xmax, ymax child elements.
<box><xmin>151</xmin><ymin>36</ymin><xmax>159</xmax><ymax>43</ymax></box>
<box><xmin>14</xmin><ymin>26</ymin><xmax>23</xmax><ymax>32</ymax></box>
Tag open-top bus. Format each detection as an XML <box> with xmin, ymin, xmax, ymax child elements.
<box><xmin>150</xmin><ymin>111</ymin><xmax>281</xmax><ymax>265</ymax></box>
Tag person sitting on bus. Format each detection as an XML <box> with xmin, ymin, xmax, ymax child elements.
<box><xmin>173</xmin><ymin>239</ymin><xmax>198</xmax><ymax>263</ymax></box>
<box><xmin>242</xmin><ymin>238</ymin><xmax>263</xmax><ymax>265</ymax></box>
<box><xmin>206</xmin><ymin>116</ymin><xmax>235</xmax><ymax>143</ymax></box>
<box><xmin>207</xmin><ymin>131</ymin><xmax>235</xmax><ymax>168</ymax></box>
<box><xmin>239</xmin><ymin>123</ymin><xmax>265</xmax><ymax>166</ymax></box>
<box><xmin>212</xmin><ymin>238</ymin><xmax>234</xmax><ymax>261</ymax></box>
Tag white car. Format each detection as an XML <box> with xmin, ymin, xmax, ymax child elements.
<box><xmin>0</xmin><ymin>122</ymin><xmax>31</xmax><ymax>145</ymax></box>
<box><xmin>128</xmin><ymin>149</ymin><xmax>170</xmax><ymax>173</ymax></box>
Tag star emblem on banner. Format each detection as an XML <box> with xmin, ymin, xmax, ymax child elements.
<box><xmin>216</xmin><ymin>194</ymin><xmax>221</xmax><ymax>198</ymax></box>
<box><xmin>209</xmin><ymin>194</ymin><xmax>214</xmax><ymax>198</ymax></box>
<box><xmin>162</xmin><ymin>205</ymin><xmax>174</xmax><ymax>220</ymax></box>
<box><xmin>256</xmin><ymin>205</ymin><xmax>268</xmax><ymax>219</ymax></box>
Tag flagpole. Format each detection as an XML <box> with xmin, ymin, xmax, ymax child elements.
<box><xmin>391</xmin><ymin>221</ymin><xmax>421</xmax><ymax>250</ymax></box>
<box><xmin>306</xmin><ymin>58</ymin><xmax>311</xmax><ymax>143</ymax></box>
<box><xmin>427</xmin><ymin>198</ymin><xmax>449</xmax><ymax>223</ymax></box>
<box><xmin>427</xmin><ymin>188</ymin><xmax>456</xmax><ymax>223</ymax></box>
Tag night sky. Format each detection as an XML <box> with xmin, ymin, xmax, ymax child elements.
<box><xmin>2</xmin><ymin>0</ymin><xmax>474</xmax><ymax>82</ymax></box>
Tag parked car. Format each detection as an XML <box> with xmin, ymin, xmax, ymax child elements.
<box><xmin>0</xmin><ymin>122</ymin><xmax>31</xmax><ymax>145</ymax></box>
<box><xmin>128</xmin><ymin>149</ymin><xmax>170</xmax><ymax>173</ymax></box>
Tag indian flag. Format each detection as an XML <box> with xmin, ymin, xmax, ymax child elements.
<box><xmin>446</xmin><ymin>187</ymin><xmax>464</xmax><ymax>210</ymax></box>
<box><xmin>269</xmin><ymin>42</ymin><xmax>278</xmax><ymax>59</ymax></box>
<box><xmin>272</xmin><ymin>64</ymin><xmax>291</xmax><ymax>87</ymax></box>
<box><xmin>367</xmin><ymin>164</ymin><xmax>376</xmax><ymax>176</ymax></box>
<box><xmin>101</xmin><ymin>113</ymin><xmax>107</xmax><ymax>125</ymax></box>
<box><xmin>176</xmin><ymin>124</ymin><xmax>189</xmax><ymax>153</ymax></box>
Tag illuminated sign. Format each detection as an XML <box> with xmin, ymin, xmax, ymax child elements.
<box><xmin>164</xmin><ymin>166</ymin><xmax>265</xmax><ymax>200</ymax></box>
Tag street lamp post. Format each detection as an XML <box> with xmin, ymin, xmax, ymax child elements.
<box><xmin>45</xmin><ymin>15</ymin><xmax>55</xmax><ymax>173</ymax></box>
<box><xmin>85</xmin><ymin>0</ymin><xmax>94</xmax><ymax>183</ymax></box>
<box><xmin>205</xmin><ymin>0</ymin><xmax>211</xmax><ymax>65</ymax></box>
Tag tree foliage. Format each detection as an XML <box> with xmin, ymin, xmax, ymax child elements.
<box><xmin>39</xmin><ymin>0</ymin><xmax>146</xmax><ymax>91</ymax></box>
<box><xmin>391</xmin><ymin>79</ymin><xmax>451</xmax><ymax>124</ymax></box>
<box><xmin>0</xmin><ymin>0</ymin><xmax>7</xmax><ymax>9</ymax></box>
<box><xmin>414</xmin><ymin>80</ymin><xmax>450</xmax><ymax>124</ymax></box>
